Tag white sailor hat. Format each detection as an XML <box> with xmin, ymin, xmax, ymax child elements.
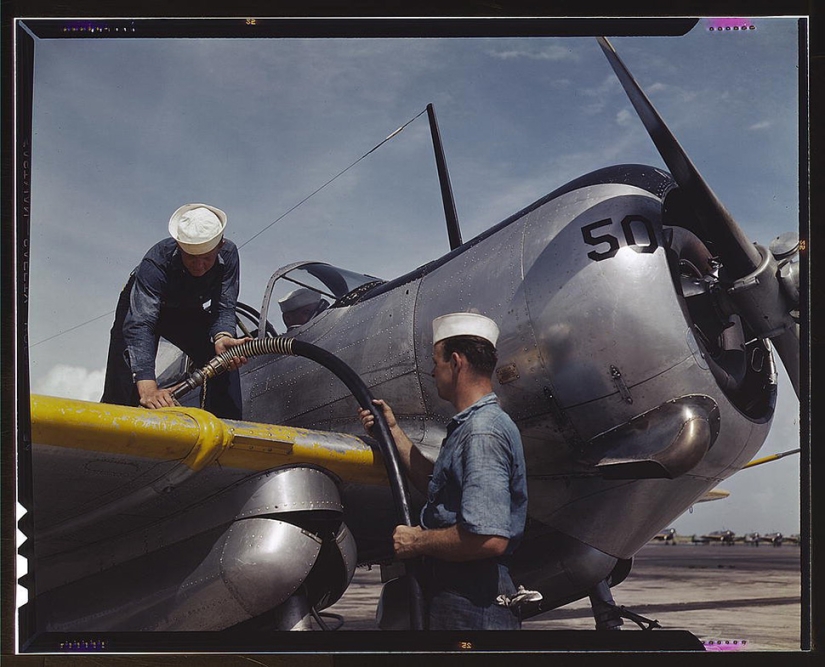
<box><xmin>169</xmin><ymin>203</ymin><xmax>227</xmax><ymax>255</ymax></box>
<box><xmin>432</xmin><ymin>313</ymin><xmax>500</xmax><ymax>347</ymax></box>
<box><xmin>278</xmin><ymin>287</ymin><xmax>322</xmax><ymax>313</ymax></box>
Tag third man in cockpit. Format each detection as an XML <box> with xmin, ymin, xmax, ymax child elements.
<box><xmin>278</xmin><ymin>287</ymin><xmax>329</xmax><ymax>330</ymax></box>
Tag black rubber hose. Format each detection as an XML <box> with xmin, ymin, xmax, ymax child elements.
<box><xmin>171</xmin><ymin>336</ymin><xmax>427</xmax><ymax>630</ymax></box>
<box><xmin>170</xmin><ymin>337</ymin><xmax>295</xmax><ymax>401</ymax></box>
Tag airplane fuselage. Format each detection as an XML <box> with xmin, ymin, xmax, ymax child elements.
<box><xmin>239</xmin><ymin>164</ymin><xmax>777</xmax><ymax>606</ymax></box>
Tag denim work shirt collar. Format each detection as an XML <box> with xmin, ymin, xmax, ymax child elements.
<box><xmin>170</xmin><ymin>243</ymin><xmax>227</xmax><ymax>275</ymax></box>
<box><xmin>445</xmin><ymin>392</ymin><xmax>500</xmax><ymax>440</ymax></box>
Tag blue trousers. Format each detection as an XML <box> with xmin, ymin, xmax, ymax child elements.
<box><xmin>425</xmin><ymin>560</ymin><xmax>521</xmax><ymax>630</ymax></box>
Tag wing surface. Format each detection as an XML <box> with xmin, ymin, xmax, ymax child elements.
<box><xmin>28</xmin><ymin>394</ymin><xmax>387</xmax><ymax>539</ymax></box>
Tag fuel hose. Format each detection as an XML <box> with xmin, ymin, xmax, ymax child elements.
<box><xmin>171</xmin><ymin>336</ymin><xmax>427</xmax><ymax>630</ymax></box>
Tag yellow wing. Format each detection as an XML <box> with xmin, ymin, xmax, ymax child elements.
<box><xmin>29</xmin><ymin>394</ymin><xmax>388</xmax><ymax>485</ymax></box>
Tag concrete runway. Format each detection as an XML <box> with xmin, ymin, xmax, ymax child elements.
<box><xmin>321</xmin><ymin>542</ymin><xmax>803</xmax><ymax>651</ymax></box>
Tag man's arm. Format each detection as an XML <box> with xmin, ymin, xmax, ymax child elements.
<box><xmin>123</xmin><ymin>260</ymin><xmax>166</xmax><ymax>386</ymax></box>
<box><xmin>392</xmin><ymin>523</ymin><xmax>509</xmax><ymax>562</ymax></box>
<box><xmin>207</xmin><ymin>244</ymin><xmax>252</xmax><ymax>370</ymax></box>
<box><xmin>209</xmin><ymin>242</ymin><xmax>241</xmax><ymax>342</ymax></box>
<box><xmin>358</xmin><ymin>399</ymin><xmax>433</xmax><ymax>495</ymax></box>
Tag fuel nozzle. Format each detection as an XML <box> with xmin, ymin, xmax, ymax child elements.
<box><xmin>170</xmin><ymin>357</ymin><xmax>226</xmax><ymax>400</ymax></box>
<box><xmin>169</xmin><ymin>336</ymin><xmax>296</xmax><ymax>401</ymax></box>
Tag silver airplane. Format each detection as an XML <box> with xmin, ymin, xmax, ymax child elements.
<box><xmin>757</xmin><ymin>532</ymin><xmax>786</xmax><ymax>546</ymax></box>
<box><xmin>650</xmin><ymin>528</ymin><xmax>677</xmax><ymax>544</ymax></box>
<box><xmin>699</xmin><ymin>530</ymin><xmax>737</xmax><ymax>545</ymax></box>
<box><xmin>24</xmin><ymin>36</ymin><xmax>800</xmax><ymax>641</ymax></box>
<box><xmin>740</xmin><ymin>532</ymin><xmax>761</xmax><ymax>546</ymax></box>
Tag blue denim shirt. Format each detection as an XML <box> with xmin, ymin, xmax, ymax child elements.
<box><xmin>420</xmin><ymin>393</ymin><xmax>528</xmax><ymax>555</ymax></box>
<box><xmin>123</xmin><ymin>237</ymin><xmax>240</xmax><ymax>382</ymax></box>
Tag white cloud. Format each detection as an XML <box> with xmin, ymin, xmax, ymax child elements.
<box><xmin>32</xmin><ymin>364</ymin><xmax>106</xmax><ymax>402</ymax></box>
<box><xmin>616</xmin><ymin>108</ymin><xmax>634</xmax><ymax>126</ymax></box>
<box><xmin>748</xmin><ymin>120</ymin><xmax>772</xmax><ymax>131</ymax></box>
<box><xmin>583</xmin><ymin>73</ymin><xmax>621</xmax><ymax>98</ymax></box>
<box><xmin>489</xmin><ymin>45</ymin><xmax>578</xmax><ymax>61</ymax></box>
<box><xmin>579</xmin><ymin>74</ymin><xmax>622</xmax><ymax>116</ymax></box>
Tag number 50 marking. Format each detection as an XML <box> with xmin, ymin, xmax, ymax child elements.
<box><xmin>581</xmin><ymin>215</ymin><xmax>659</xmax><ymax>261</ymax></box>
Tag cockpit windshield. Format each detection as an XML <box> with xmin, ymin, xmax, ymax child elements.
<box><xmin>259</xmin><ymin>262</ymin><xmax>384</xmax><ymax>336</ymax></box>
<box><xmin>279</xmin><ymin>263</ymin><xmax>383</xmax><ymax>302</ymax></box>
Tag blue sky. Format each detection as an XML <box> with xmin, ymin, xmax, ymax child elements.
<box><xmin>24</xmin><ymin>17</ymin><xmax>803</xmax><ymax>535</ymax></box>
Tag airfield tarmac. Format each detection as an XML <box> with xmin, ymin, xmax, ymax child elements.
<box><xmin>321</xmin><ymin>542</ymin><xmax>803</xmax><ymax>651</ymax></box>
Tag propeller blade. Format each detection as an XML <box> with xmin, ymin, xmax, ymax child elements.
<box><xmin>597</xmin><ymin>37</ymin><xmax>799</xmax><ymax>399</ymax></box>
<box><xmin>596</xmin><ymin>36</ymin><xmax>762</xmax><ymax>280</ymax></box>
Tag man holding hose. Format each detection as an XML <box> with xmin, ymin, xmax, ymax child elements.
<box><xmin>359</xmin><ymin>313</ymin><xmax>528</xmax><ymax>630</ymax></box>
<box><xmin>101</xmin><ymin>203</ymin><xmax>249</xmax><ymax>417</ymax></box>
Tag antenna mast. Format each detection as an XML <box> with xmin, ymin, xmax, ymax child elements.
<box><xmin>427</xmin><ymin>103</ymin><xmax>462</xmax><ymax>250</ymax></box>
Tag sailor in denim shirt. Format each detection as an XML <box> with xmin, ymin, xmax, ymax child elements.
<box><xmin>101</xmin><ymin>204</ymin><xmax>249</xmax><ymax>417</ymax></box>
<box><xmin>422</xmin><ymin>393</ymin><xmax>527</xmax><ymax>554</ymax></box>
<box><xmin>359</xmin><ymin>313</ymin><xmax>528</xmax><ymax>630</ymax></box>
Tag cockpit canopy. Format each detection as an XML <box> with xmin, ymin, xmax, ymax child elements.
<box><xmin>256</xmin><ymin>262</ymin><xmax>384</xmax><ymax>336</ymax></box>
<box><xmin>156</xmin><ymin>262</ymin><xmax>383</xmax><ymax>390</ymax></box>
